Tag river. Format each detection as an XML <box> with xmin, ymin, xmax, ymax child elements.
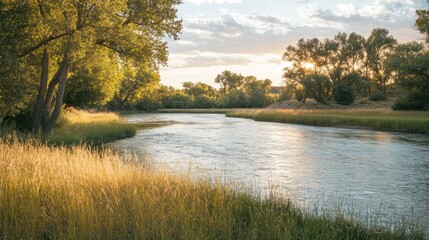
<box><xmin>106</xmin><ymin>113</ymin><xmax>429</xmax><ymax>227</ymax></box>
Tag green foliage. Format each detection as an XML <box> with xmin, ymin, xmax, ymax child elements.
<box><xmin>365</xmin><ymin>28</ymin><xmax>397</xmax><ymax>95</ymax></box>
<box><xmin>0</xmin><ymin>2</ymin><xmax>38</xmax><ymax>118</ymax></box>
<box><xmin>64</xmin><ymin>49</ymin><xmax>122</xmax><ymax>108</ymax></box>
<box><xmin>283</xmin><ymin>29</ymin><xmax>396</xmax><ymax>104</ymax></box>
<box><xmin>244</xmin><ymin>77</ymin><xmax>273</xmax><ymax>107</ymax></box>
<box><xmin>416</xmin><ymin>8</ymin><xmax>429</xmax><ymax>44</ymax></box>
<box><xmin>333</xmin><ymin>84</ymin><xmax>355</xmax><ymax>105</ymax></box>
<box><xmin>392</xmin><ymin>90</ymin><xmax>429</xmax><ymax>111</ymax></box>
<box><xmin>111</xmin><ymin>62</ymin><xmax>160</xmax><ymax>110</ymax></box>
<box><xmin>215</xmin><ymin>70</ymin><xmax>245</xmax><ymax>94</ymax></box>
<box><xmin>136</xmin><ymin>96</ymin><xmax>162</xmax><ymax>111</ymax></box>
<box><xmin>295</xmin><ymin>90</ymin><xmax>306</xmax><ymax>102</ymax></box>
<box><xmin>0</xmin><ymin>0</ymin><xmax>182</xmax><ymax>136</ymax></box>
<box><xmin>162</xmin><ymin>92</ymin><xmax>194</xmax><ymax>109</ymax></box>
<box><xmin>388</xmin><ymin>42</ymin><xmax>429</xmax><ymax>110</ymax></box>
<box><xmin>369</xmin><ymin>91</ymin><xmax>387</xmax><ymax>101</ymax></box>
<box><xmin>222</xmin><ymin>89</ymin><xmax>249</xmax><ymax>108</ymax></box>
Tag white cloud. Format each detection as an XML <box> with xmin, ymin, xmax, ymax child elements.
<box><xmin>185</xmin><ymin>0</ymin><xmax>241</xmax><ymax>5</ymax></box>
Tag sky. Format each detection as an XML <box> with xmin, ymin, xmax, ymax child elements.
<box><xmin>159</xmin><ymin>0</ymin><xmax>428</xmax><ymax>88</ymax></box>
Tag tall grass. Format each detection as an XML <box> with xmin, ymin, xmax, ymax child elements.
<box><xmin>48</xmin><ymin>108</ymin><xmax>136</xmax><ymax>145</ymax></box>
<box><xmin>227</xmin><ymin>109</ymin><xmax>429</xmax><ymax>133</ymax></box>
<box><xmin>0</xmin><ymin>140</ymin><xmax>426</xmax><ymax>239</ymax></box>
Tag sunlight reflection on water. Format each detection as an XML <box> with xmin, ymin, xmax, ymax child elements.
<box><xmin>107</xmin><ymin>113</ymin><xmax>429</xmax><ymax>228</ymax></box>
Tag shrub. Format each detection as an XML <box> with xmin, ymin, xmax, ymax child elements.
<box><xmin>369</xmin><ymin>90</ymin><xmax>387</xmax><ymax>101</ymax></box>
<box><xmin>136</xmin><ymin>97</ymin><xmax>161</xmax><ymax>111</ymax></box>
<box><xmin>295</xmin><ymin>90</ymin><xmax>306</xmax><ymax>102</ymax></box>
<box><xmin>393</xmin><ymin>91</ymin><xmax>429</xmax><ymax>111</ymax></box>
<box><xmin>333</xmin><ymin>85</ymin><xmax>355</xmax><ymax>105</ymax></box>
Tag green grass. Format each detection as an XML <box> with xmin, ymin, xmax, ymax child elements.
<box><xmin>227</xmin><ymin>109</ymin><xmax>429</xmax><ymax>133</ymax></box>
<box><xmin>48</xmin><ymin>109</ymin><xmax>137</xmax><ymax>146</ymax></box>
<box><xmin>0</xmin><ymin>140</ymin><xmax>426</xmax><ymax>239</ymax></box>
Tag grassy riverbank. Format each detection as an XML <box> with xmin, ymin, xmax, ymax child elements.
<box><xmin>0</xmin><ymin>140</ymin><xmax>426</xmax><ymax>239</ymax></box>
<box><xmin>227</xmin><ymin>109</ymin><xmax>429</xmax><ymax>134</ymax></box>
<box><xmin>48</xmin><ymin>109</ymin><xmax>137</xmax><ymax>145</ymax></box>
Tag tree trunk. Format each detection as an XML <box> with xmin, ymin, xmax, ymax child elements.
<box><xmin>42</xmin><ymin>61</ymin><xmax>66</xmax><ymax>126</ymax></box>
<box><xmin>32</xmin><ymin>48</ymin><xmax>49</xmax><ymax>135</ymax></box>
<box><xmin>41</xmin><ymin>55</ymin><xmax>70</xmax><ymax>139</ymax></box>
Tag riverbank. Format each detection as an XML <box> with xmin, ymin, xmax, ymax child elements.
<box><xmin>0</xmin><ymin>140</ymin><xmax>425</xmax><ymax>239</ymax></box>
<box><xmin>226</xmin><ymin>109</ymin><xmax>429</xmax><ymax>134</ymax></box>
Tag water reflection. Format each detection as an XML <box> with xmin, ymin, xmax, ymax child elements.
<box><xmin>107</xmin><ymin>113</ymin><xmax>429</xmax><ymax>227</ymax></box>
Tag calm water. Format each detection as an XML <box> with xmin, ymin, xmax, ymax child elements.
<box><xmin>106</xmin><ymin>113</ymin><xmax>429</xmax><ymax>226</ymax></box>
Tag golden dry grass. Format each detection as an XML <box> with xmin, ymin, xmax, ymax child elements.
<box><xmin>0</xmin><ymin>140</ymin><xmax>426</xmax><ymax>239</ymax></box>
<box><xmin>227</xmin><ymin>109</ymin><xmax>429</xmax><ymax>133</ymax></box>
<box><xmin>48</xmin><ymin>108</ymin><xmax>136</xmax><ymax>145</ymax></box>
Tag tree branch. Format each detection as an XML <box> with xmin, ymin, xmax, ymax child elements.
<box><xmin>19</xmin><ymin>32</ymin><xmax>70</xmax><ymax>57</ymax></box>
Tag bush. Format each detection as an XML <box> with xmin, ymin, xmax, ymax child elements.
<box><xmin>333</xmin><ymin>85</ymin><xmax>355</xmax><ymax>105</ymax></box>
<box><xmin>162</xmin><ymin>93</ymin><xmax>194</xmax><ymax>109</ymax></box>
<box><xmin>369</xmin><ymin>90</ymin><xmax>387</xmax><ymax>101</ymax></box>
<box><xmin>194</xmin><ymin>95</ymin><xmax>216</xmax><ymax>108</ymax></box>
<box><xmin>222</xmin><ymin>90</ymin><xmax>249</xmax><ymax>108</ymax></box>
<box><xmin>136</xmin><ymin>97</ymin><xmax>161</xmax><ymax>111</ymax></box>
<box><xmin>295</xmin><ymin>90</ymin><xmax>306</xmax><ymax>102</ymax></box>
<box><xmin>393</xmin><ymin>91</ymin><xmax>429</xmax><ymax>111</ymax></box>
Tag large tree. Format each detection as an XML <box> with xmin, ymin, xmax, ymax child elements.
<box><xmin>387</xmin><ymin>4</ymin><xmax>429</xmax><ymax>110</ymax></box>
<box><xmin>282</xmin><ymin>32</ymin><xmax>367</xmax><ymax>104</ymax></box>
<box><xmin>215</xmin><ymin>70</ymin><xmax>245</xmax><ymax>94</ymax></box>
<box><xmin>113</xmin><ymin>61</ymin><xmax>160</xmax><ymax>110</ymax></box>
<box><xmin>1</xmin><ymin>0</ymin><xmax>181</xmax><ymax>137</ymax></box>
<box><xmin>365</xmin><ymin>28</ymin><xmax>397</xmax><ymax>95</ymax></box>
<box><xmin>0</xmin><ymin>2</ymin><xmax>38</xmax><ymax>122</ymax></box>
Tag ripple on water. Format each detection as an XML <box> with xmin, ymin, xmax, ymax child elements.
<box><xmin>106</xmin><ymin>113</ymin><xmax>429</xmax><ymax>228</ymax></box>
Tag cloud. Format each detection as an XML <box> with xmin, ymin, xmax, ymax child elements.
<box><xmin>185</xmin><ymin>0</ymin><xmax>241</xmax><ymax>5</ymax></box>
<box><xmin>169</xmin><ymin>11</ymin><xmax>291</xmax><ymax>58</ymax></box>
<box><xmin>290</xmin><ymin>0</ymin><xmax>425</xmax><ymax>41</ymax></box>
<box><xmin>167</xmin><ymin>51</ymin><xmax>282</xmax><ymax>69</ymax></box>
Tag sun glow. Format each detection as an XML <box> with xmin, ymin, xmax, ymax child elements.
<box><xmin>303</xmin><ymin>61</ymin><xmax>315</xmax><ymax>70</ymax></box>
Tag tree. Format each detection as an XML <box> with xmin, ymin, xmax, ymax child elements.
<box><xmin>64</xmin><ymin>49</ymin><xmax>122</xmax><ymax>108</ymax></box>
<box><xmin>416</xmin><ymin>7</ymin><xmax>429</xmax><ymax>43</ymax></box>
<box><xmin>365</xmin><ymin>28</ymin><xmax>397</xmax><ymax>95</ymax></box>
<box><xmin>243</xmin><ymin>77</ymin><xmax>273</xmax><ymax>107</ymax></box>
<box><xmin>215</xmin><ymin>70</ymin><xmax>244</xmax><ymax>94</ymax></box>
<box><xmin>182</xmin><ymin>82</ymin><xmax>218</xmax><ymax>108</ymax></box>
<box><xmin>1</xmin><ymin>1</ymin><xmax>182</xmax><ymax>138</ymax></box>
<box><xmin>282</xmin><ymin>34</ymin><xmax>364</xmax><ymax>104</ymax></box>
<box><xmin>113</xmin><ymin>62</ymin><xmax>160</xmax><ymax>110</ymax></box>
<box><xmin>0</xmin><ymin>2</ymin><xmax>37</xmax><ymax>123</ymax></box>
<box><xmin>389</xmin><ymin>42</ymin><xmax>429</xmax><ymax>110</ymax></box>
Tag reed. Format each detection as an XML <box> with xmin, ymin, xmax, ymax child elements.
<box><xmin>0</xmin><ymin>140</ymin><xmax>425</xmax><ymax>239</ymax></box>
<box><xmin>227</xmin><ymin>109</ymin><xmax>429</xmax><ymax>133</ymax></box>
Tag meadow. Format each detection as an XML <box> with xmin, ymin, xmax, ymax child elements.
<box><xmin>0</xmin><ymin>139</ymin><xmax>426</xmax><ymax>239</ymax></box>
<box><xmin>226</xmin><ymin>109</ymin><xmax>429</xmax><ymax>134</ymax></box>
<box><xmin>48</xmin><ymin>108</ymin><xmax>137</xmax><ymax>145</ymax></box>
<box><xmin>0</xmin><ymin>110</ymin><xmax>427</xmax><ymax>239</ymax></box>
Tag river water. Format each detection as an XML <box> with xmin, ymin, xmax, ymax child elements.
<box><xmin>106</xmin><ymin>113</ymin><xmax>429</xmax><ymax>227</ymax></box>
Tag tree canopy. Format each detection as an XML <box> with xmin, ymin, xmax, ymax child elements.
<box><xmin>0</xmin><ymin>0</ymin><xmax>182</xmax><ymax>136</ymax></box>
